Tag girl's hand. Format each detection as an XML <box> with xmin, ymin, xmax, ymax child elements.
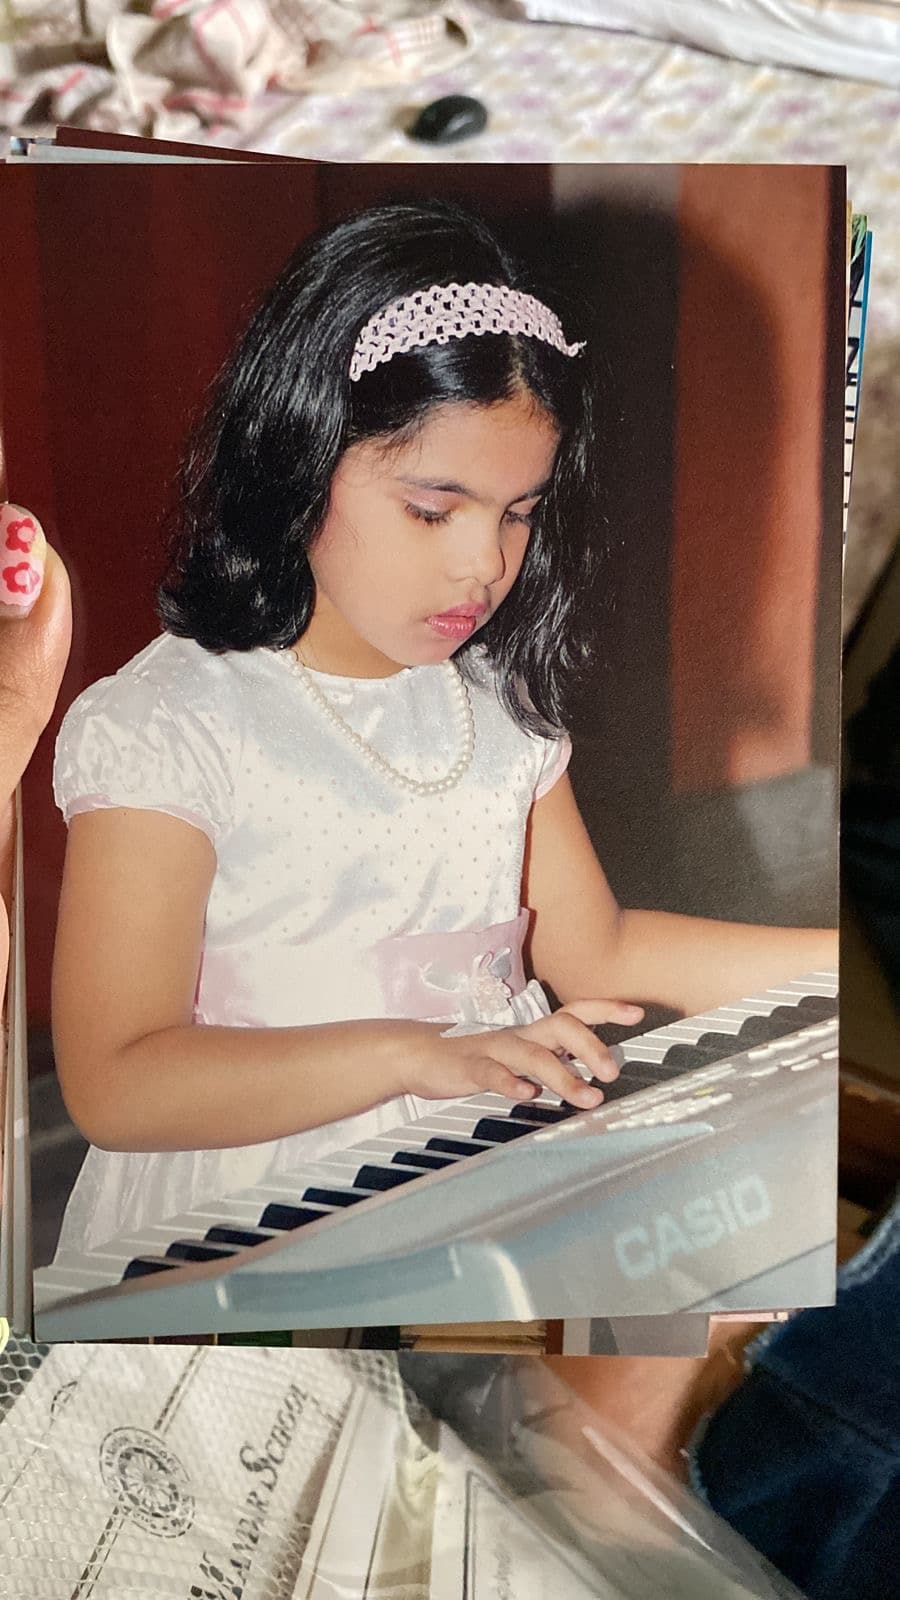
<box><xmin>394</xmin><ymin>999</ymin><xmax>644</xmax><ymax>1110</ymax></box>
<box><xmin>0</xmin><ymin>505</ymin><xmax>72</xmax><ymax>1000</ymax></box>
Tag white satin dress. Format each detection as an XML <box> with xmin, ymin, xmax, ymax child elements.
<box><xmin>52</xmin><ymin>633</ymin><xmax>571</xmax><ymax>1256</ymax></box>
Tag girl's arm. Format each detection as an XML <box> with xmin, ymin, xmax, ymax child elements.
<box><xmin>524</xmin><ymin>775</ymin><xmax>838</xmax><ymax>1017</ymax></box>
<box><xmin>52</xmin><ymin>809</ymin><xmax>622</xmax><ymax>1153</ymax></box>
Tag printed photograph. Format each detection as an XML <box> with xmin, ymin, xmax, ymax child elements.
<box><xmin>0</xmin><ymin>160</ymin><xmax>842</xmax><ymax>1341</ymax></box>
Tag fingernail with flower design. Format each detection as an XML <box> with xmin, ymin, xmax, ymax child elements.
<box><xmin>0</xmin><ymin>505</ymin><xmax>46</xmax><ymax>617</ymax></box>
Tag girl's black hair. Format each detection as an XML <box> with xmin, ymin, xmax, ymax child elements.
<box><xmin>158</xmin><ymin>197</ymin><xmax>606</xmax><ymax>735</ymax></box>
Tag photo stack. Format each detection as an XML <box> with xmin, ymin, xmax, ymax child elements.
<box><xmin>0</xmin><ymin>146</ymin><xmax>855</xmax><ymax>1598</ymax></box>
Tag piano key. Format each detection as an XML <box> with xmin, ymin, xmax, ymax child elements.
<box><xmin>353</xmin><ymin>1165</ymin><xmax>423</xmax><ymax>1192</ymax></box>
<box><xmin>206</xmin><ymin>1225</ymin><xmax>277</xmax><ymax>1247</ymax></box>
<box><xmin>116</xmin><ymin>1198</ymin><xmax>349</xmax><ymax>1283</ymax></box>
<box><xmin>646</xmin><ymin>1015</ymin><xmax>747</xmax><ymax>1046</ymax></box>
<box><xmin>365</xmin><ymin>1100</ymin><xmax>565</xmax><ymax>1156</ymax></box>
<box><xmin>39</xmin><ymin>1250</ymin><xmax>159</xmax><ymax>1294</ymax></box>
<box><xmin>438</xmin><ymin>1090</ymin><xmax>560</xmax><ymax>1115</ymax></box>
<box><xmin>53</xmin><ymin>1231</ymin><xmax>215</xmax><ymax>1283</ymax></box>
<box><xmin>124</xmin><ymin>1257</ymin><xmax>178</xmax><ymax>1280</ymax></box>
<box><xmin>246</xmin><ymin>1172</ymin><xmax>373</xmax><ymax>1207</ymax></box>
<box><xmin>259</xmin><ymin>1202</ymin><xmax>355</xmax><ymax>1232</ymax></box>
<box><xmin>166</xmin><ymin>1239</ymin><xmax>241</xmax><ymax>1263</ymax></box>
<box><xmin>392</xmin><ymin>1111</ymin><xmax>500</xmax><ymax>1136</ymax></box>
<box><xmin>654</xmin><ymin>1001</ymin><xmax>826</xmax><ymax>1061</ymax></box>
<box><xmin>613</xmin><ymin>1037</ymin><xmax>674</xmax><ymax>1064</ymax></box>
<box><xmin>657</xmin><ymin>1031</ymin><xmax>755</xmax><ymax>1072</ymax></box>
<box><xmin>297</xmin><ymin>1151</ymin><xmax>393</xmax><ymax>1176</ymax></box>
<box><xmin>425</xmin><ymin>1137</ymin><xmax>492</xmax><ymax>1157</ymax></box>
<box><xmin>390</xmin><ymin>1151</ymin><xmax>455</xmax><ymax>1171</ymax></box>
<box><xmin>767</xmin><ymin>978</ymin><xmax>838</xmax><ymax>998</ymax></box>
<box><xmin>231</xmin><ymin>1168</ymin><xmax>364</xmax><ymax>1214</ymax></box>
<box><xmin>469</xmin><ymin>1116</ymin><xmax>544</xmax><ymax>1143</ymax></box>
<box><xmin>509</xmin><ymin>1102</ymin><xmax>575</xmax><ymax>1124</ymax></box>
<box><xmin>599</xmin><ymin>1078</ymin><xmax>666</xmax><ymax>1107</ymax></box>
<box><xmin>302</xmin><ymin>1188</ymin><xmax>374</xmax><ymax>1207</ymax></box>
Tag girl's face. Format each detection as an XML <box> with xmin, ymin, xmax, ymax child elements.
<box><xmin>302</xmin><ymin>393</ymin><xmax>560</xmax><ymax>677</ymax></box>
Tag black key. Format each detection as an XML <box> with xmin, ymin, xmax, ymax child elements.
<box><xmin>735</xmin><ymin>1000</ymin><xmax>831</xmax><ymax>1048</ymax></box>
<box><xmin>603</xmin><ymin>1070</ymin><xmax>663</xmax><ymax>1099</ymax></box>
<box><xmin>302</xmin><ymin>1187</ymin><xmax>368</xmax><ymax>1207</ymax></box>
<box><xmin>510</xmin><ymin>1102</ymin><xmax>573</xmax><ymax>1124</ymax></box>
<box><xmin>206</xmin><ymin>1226</ymin><xmax>274</xmax><ymax>1248</ymax></box>
<box><xmin>353</xmin><ymin>1164</ymin><xmax>421</xmax><ymax>1191</ymax></box>
<box><xmin>658</xmin><ymin>1043</ymin><xmax>717</xmax><ymax>1072</ymax></box>
<box><xmin>794</xmin><ymin>995</ymin><xmax>835</xmax><ymax>1020</ymax></box>
<box><xmin>425</xmin><ymin>1137</ymin><xmax>489</xmax><ymax>1157</ymax></box>
<box><xmin>663</xmin><ymin>1029</ymin><xmax>750</xmax><ymax>1072</ymax></box>
<box><xmin>260</xmin><ymin>1203</ymin><xmax>339</xmax><ymax>1231</ymax></box>
<box><xmin>697</xmin><ymin>1029</ymin><xmax>752</xmax><ymax>1056</ymax></box>
<box><xmin>122</xmin><ymin>1257</ymin><xmax>177</xmax><ymax>1281</ymax></box>
<box><xmin>166</xmin><ymin>1239</ymin><xmax>238</xmax><ymax>1263</ymax></box>
<box><xmin>744</xmin><ymin>1009</ymin><xmax>808</xmax><ymax>1043</ymax></box>
<box><xmin>471</xmin><ymin>1117</ymin><xmax>536</xmax><ymax>1144</ymax></box>
<box><xmin>734</xmin><ymin>1013</ymin><xmax>794</xmax><ymax>1047</ymax></box>
<box><xmin>391</xmin><ymin>1151</ymin><xmax>454</xmax><ymax>1170</ymax></box>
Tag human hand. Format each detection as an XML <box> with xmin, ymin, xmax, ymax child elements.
<box><xmin>0</xmin><ymin>504</ymin><xmax>72</xmax><ymax>1002</ymax></box>
<box><xmin>394</xmin><ymin>999</ymin><xmax>644</xmax><ymax>1110</ymax></box>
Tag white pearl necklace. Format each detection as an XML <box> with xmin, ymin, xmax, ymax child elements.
<box><xmin>287</xmin><ymin>651</ymin><xmax>475</xmax><ymax>797</ymax></box>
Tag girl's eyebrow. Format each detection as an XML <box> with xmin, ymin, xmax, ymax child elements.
<box><xmin>397</xmin><ymin>474</ymin><xmax>549</xmax><ymax>503</ymax></box>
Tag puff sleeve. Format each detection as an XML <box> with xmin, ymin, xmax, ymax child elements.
<box><xmin>533</xmin><ymin>729</ymin><xmax>573</xmax><ymax>801</ymax></box>
<box><xmin>53</xmin><ymin>667</ymin><xmax>235</xmax><ymax>845</ymax></box>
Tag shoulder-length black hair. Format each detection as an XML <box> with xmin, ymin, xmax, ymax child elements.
<box><xmin>158</xmin><ymin>197</ymin><xmax>607</xmax><ymax>735</ymax></box>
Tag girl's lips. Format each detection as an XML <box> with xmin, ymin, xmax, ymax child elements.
<box><xmin>426</xmin><ymin>613</ymin><xmax>479</xmax><ymax>640</ymax></box>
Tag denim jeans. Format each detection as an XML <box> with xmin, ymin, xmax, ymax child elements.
<box><xmin>689</xmin><ymin>1195</ymin><xmax>900</xmax><ymax>1600</ymax></box>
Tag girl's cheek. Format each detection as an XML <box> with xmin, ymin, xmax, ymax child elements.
<box><xmin>504</xmin><ymin>527</ymin><xmax>531</xmax><ymax>581</ymax></box>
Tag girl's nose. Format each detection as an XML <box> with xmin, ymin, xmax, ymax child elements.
<box><xmin>458</xmin><ymin>520</ymin><xmax>506</xmax><ymax>588</ymax></box>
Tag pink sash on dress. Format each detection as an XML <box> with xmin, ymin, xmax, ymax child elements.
<box><xmin>370</xmin><ymin>909</ymin><xmax>532</xmax><ymax>1023</ymax></box>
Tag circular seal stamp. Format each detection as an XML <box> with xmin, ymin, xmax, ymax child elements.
<box><xmin>99</xmin><ymin>1428</ymin><xmax>195</xmax><ymax>1537</ymax></box>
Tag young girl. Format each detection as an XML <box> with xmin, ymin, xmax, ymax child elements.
<box><xmin>51</xmin><ymin>198</ymin><xmax>837</xmax><ymax>1258</ymax></box>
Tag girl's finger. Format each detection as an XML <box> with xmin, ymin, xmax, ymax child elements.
<box><xmin>475</xmin><ymin>1058</ymin><xmax>541</xmax><ymax>1103</ymax></box>
<box><xmin>530</xmin><ymin>1010</ymin><xmax>620</xmax><ymax>1082</ymax></box>
<box><xmin>493</xmin><ymin>1034</ymin><xmax>604</xmax><ymax>1109</ymax></box>
<box><xmin>560</xmin><ymin>999</ymin><xmax>645</xmax><ymax>1028</ymax></box>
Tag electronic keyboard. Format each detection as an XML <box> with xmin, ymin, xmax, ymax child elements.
<box><xmin>33</xmin><ymin>972</ymin><xmax>838</xmax><ymax>1341</ymax></box>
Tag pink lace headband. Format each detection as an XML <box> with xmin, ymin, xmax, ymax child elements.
<box><xmin>349</xmin><ymin>281</ymin><xmax>586</xmax><ymax>382</ymax></box>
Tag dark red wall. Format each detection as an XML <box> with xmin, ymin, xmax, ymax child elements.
<box><xmin>1</xmin><ymin>166</ymin><xmax>323</xmax><ymax>1026</ymax></box>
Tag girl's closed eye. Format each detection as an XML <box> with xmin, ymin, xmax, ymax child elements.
<box><xmin>405</xmin><ymin>503</ymin><xmax>453</xmax><ymax>525</ymax></box>
<box><xmin>404</xmin><ymin>503</ymin><xmax>538</xmax><ymax>527</ymax></box>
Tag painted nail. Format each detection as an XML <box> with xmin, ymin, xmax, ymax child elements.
<box><xmin>0</xmin><ymin>504</ymin><xmax>46</xmax><ymax>617</ymax></box>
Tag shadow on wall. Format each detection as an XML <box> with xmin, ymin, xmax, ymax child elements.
<box><xmin>546</xmin><ymin>187</ymin><xmax>838</xmax><ymax>932</ymax></box>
